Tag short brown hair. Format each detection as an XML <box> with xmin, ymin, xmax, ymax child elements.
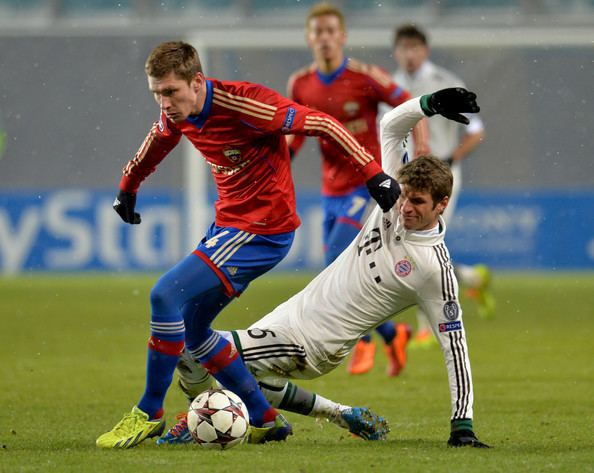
<box><xmin>306</xmin><ymin>2</ymin><xmax>345</xmax><ymax>30</ymax></box>
<box><xmin>394</xmin><ymin>23</ymin><xmax>428</xmax><ymax>48</ymax></box>
<box><xmin>145</xmin><ymin>41</ymin><xmax>202</xmax><ymax>84</ymax></box>
<box><xmin>397</xmin><ymin>156</ymin><xmax>452</xmax><ymax>206</ymax></box>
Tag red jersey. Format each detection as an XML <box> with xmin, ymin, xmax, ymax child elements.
<box><xmin>119</xmin><ymin>78</ymin><xmax>382</xmax><ymax>235</ymax></box>
<box><xmin>288</xmin><ymin>58</ymin><xmax>411</xmax><ymax>196</ymax></box>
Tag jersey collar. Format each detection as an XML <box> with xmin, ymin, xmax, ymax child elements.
<box><xmin>393</xmin><ymin>213</ymin><xmax>446</xmax><ymax>245</ymax></box>
<box><xmin>316</xmin><ymin>57</ymin><xmax>348</xmax><ymax>85</ymax></box>
<box><xmin>186</xmin><ymin>79</ymin><xmax>213</xmax><ymax>129</ymax></box>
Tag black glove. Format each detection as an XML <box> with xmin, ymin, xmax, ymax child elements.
<box><xmin>366</xmin><ymin>171</ymin><xmax>401</xmax><ymax>213</ymax></box>
<box><xmin>113</xmin><ymin>190</ymin><xmax>141</xmax><ymax>224</ymax></box>
<box><xmin>420</xmin><ymin>88</ymin><xmax>480</xmax><ymax>125</ymax></box>
<box><xmin>448</xmin><ymin>429</ymin><xmax>490</xmax><ymax>449</ymax></box>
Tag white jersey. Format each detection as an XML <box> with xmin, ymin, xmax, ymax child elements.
<box><xmin>389</xmin><ymin>61</ymin><xmax>484</xmax><ymax>223</ymax></box>
<box><xmin>234</xmin><ymin>98</ymin><xmax>474</xmax><ymax>421</ymax></box>
<box><xmin>392</xmin><ymin>61</ymin><xmax>484</xmax><ymax>160</ymax></box>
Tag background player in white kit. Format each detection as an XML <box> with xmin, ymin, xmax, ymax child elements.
<box><xmin>169</xmin><ymin>88</ymin><xmax>489</xmax><ymax>448</ymax></box>
<box><xmin>390</xmin><ymin>24</ymin><xmax>494</xmax><ymax>350</ymax></box>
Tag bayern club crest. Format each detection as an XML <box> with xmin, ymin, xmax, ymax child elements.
<box><xmin>395</xmin><ymin>259</ymin><xmax>412</xmax><ymax>277</ymax></box>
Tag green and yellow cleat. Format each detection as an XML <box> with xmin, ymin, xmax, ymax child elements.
<box><xmin>247</xmin><ymin>413</ymin><xmax>293</xmax><ymax>444</ymax></box>
<box><xmin>96</xmin><ymin>406</ymin><xmax>165</xmax><ymax>449</ymax></box>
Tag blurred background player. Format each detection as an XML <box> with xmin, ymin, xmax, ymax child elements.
<box><xmin>386</xmin><ymin>23</ymin><xmax>494</xmax><ymax>349</ymax></box>
<box><xmin>287</xmin><ymin>2</ymin><xmax>429</xmax><ymax>376</ymax></box>
<box><xmin>96</xmin><ymin>40</ymin><xmax>401</xmax><ymax>449</ymax></box>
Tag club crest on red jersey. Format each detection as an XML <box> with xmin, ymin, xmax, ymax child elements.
<box><xmin>395</xmin><ymin>259</ymin><xmax>412</xmax><ymax>277</ymax></box>
<box><xmin>223</xmin><ymin>147</ymin><xmax>242</xmax><ymax>163</ymax></box>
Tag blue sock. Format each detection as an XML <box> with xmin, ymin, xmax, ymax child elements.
<box><xmin>191</xmin><ymin>331</ymin><xmax>276</xmax><ymax>427</ymax></box>
<box><xmin>360</xmin><ymin>333</ymin><xmax>372</xmax><ymax>343</ymax></box>
<box><xmin>376</xmin><ymin>322</ymin><xmax>396</xmax><ymax>344</ymax></box>
<box><xmin>138</xmin><ymin>336</ymin><xmax>184</xmax><ymax>419</ymax></box>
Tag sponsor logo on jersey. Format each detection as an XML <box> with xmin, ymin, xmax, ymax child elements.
<box><xmin>343</xmin><ymin>101</ymin><xmax>360</xmax><ymax>116</ymax></box>
<box><xmin>282</xmin><ymin>107</ymin><xmax>296</xmax><ymax>132</ymax></box>
<box><xmin>395</xmin><ymin>259</ymin><xmax>412</xmax><ymax>277</ymax></box>
<box><xmin>439</xmin><ymin>321</ymin><xmax>462</xmax><ymax>333</ymax></box>
<box><xmin>223</xmin><ymin>147</ymin><xmax>242</xmax><ymax>163</ymax></box>
<box><xmin>227</xmin><ymin>266</ymin><xmax>238</xmax><ymax>276</ymax></box>
<box><xmin>443</xmin><ymin>301</ymin><xmax>459</xmax><ymax>320</ymax></box>
<box><xmin>357</xmin><ymin>227</ymin><xmax>382</xmax><ymax>256</ymax></box>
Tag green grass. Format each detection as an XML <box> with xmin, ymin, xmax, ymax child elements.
<box><xmin>1</xmin><ymin>272</ymin><xmax>593</xmax><ymax>472</ymax></box>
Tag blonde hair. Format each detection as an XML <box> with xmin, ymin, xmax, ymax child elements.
<box><xmin>306</xmin><ymin>2</ymin><xmax>345</xmax><ymax>30</ymax></box>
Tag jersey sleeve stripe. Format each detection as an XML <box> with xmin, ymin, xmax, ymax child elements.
<box><xmin>213</xmin><ymin>98</ymin><xmax>275</xmax><ymax>121</ymax></box>
<box><xmin>304</xmin><ymin>123</ymin><xmax>368</xmax><ymax>166</ymax></box>
<box><xmin>123</xmin><ymin>124</ymin><xmax>157</xmax><ymax>176</ymax></box>
<box><xmin>304</xmin><ymin>116</ymin><xmax>374</xmax><ymax>166</ymax></box>
<box><xmin>212</xmin><ymin>92</ymin><xmax>276</xmax><ymax>117</ymax></box>
<box><xmin>305</xmin><ymin>115</ymin><xmax>365</xmax><ymax>152</ymax></box>
<box><xmin>450</xmin><ymin>331</ymin><xmax>471</xmax><ymax>419</ymax></box>
<box><xmin>455</xmin><ymin>331</ymin><xmax>472</xmax><ymax>418</ymax></box>
<box><xmin>434</xmin><ymin>244</ymin><xmax>456</xmax><ymax>301</ymax></box>
<box><xmin>213</xmin><ymin>87</ymin><xmax>277</xmax><ymax>112</ymax></box>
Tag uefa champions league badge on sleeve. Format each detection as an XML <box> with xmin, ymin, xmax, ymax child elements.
<box><xmin>443</xmin><ymin>301</ymin><xmax>459</xmax><ymax>321</ymax></box>
<box><xmin>395</xmin><ymin>259</ymin><xmax>412</xmax><ymax>277</ymax></box>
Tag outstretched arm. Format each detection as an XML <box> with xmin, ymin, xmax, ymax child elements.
<box><xmin>417</xmin><ymin>264</ymin><xmax>489</xmax><ymax>448</ymax></box>
<box><xmin>113</xmin><ymin>115</ymin><xmax>182</xmax><ymax>224</ymax></box>
<box><xmin>380</xmin><ymin>88</ymin><xmax>481</xmax><ymax>177</ymax></box>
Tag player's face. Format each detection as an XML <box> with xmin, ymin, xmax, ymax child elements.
<box><xmin>148</xmin><ymin>71</ymin><xmax>203</xmax><ymax>123</ymax></box>
<box><xmin>398</xmin><ymin>185</ymin><xmax>448</xmax><ymax>231</ymax></box>
<box><xmin>306</xmin><ymin>14</ymin><xmax>346</xmax><ymax>62</ymax></box>
<box><xmin>394</xmin><ymin>38</ymin><xmax>429</xmax><ymax>75</ymax></box>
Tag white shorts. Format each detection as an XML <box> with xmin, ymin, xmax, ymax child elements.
<box><xmin>226</xmin><ymin>327</ymin><xmax>345</xmax><ymax>382</ymax></box>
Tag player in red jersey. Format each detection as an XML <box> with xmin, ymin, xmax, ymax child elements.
<box><xmin>96</xmin><ymin>40</ymin><xmax>401</xmax><ymax>449</ymax></box>
<box><xmin>287</xmin><ymin>3</ymin><xmax>429</xmax><ymax>377</ymax></box>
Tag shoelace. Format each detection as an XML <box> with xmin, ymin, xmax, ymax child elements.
<box><xmin>113</xmin><ymin>412</ymin><xmax>143</xmax><ymax>435</ymax></box>
<box><xmin>170</xmin><ymin>413</ymin><xmax>188</xmax><ymax>437</ymax></box>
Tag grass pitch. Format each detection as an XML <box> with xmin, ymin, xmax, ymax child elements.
<box><xmin>1</xmin><ymin>272</ymin><xmax>593</xmax><ymax>472</ymax></box>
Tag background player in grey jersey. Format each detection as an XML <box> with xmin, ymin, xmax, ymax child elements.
<box><xmin>170</xmin><ymin>88</ymin><xmax>489</xmax><ymax>448</ymax></box>
<box><xmin>390</xmin><ymin>23</ymin><xmax>494</xmax><ymax>349</ymax></box>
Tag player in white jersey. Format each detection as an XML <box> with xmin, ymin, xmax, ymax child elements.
<box><xmin>163</xmin><ymin>89</ymin><xmax>489</xmax><ymax>448</ymax></box>
<box><xmin>387</xmin><ymin>24</ymin><xmax>494</xmax><ymax>351</ymax></box>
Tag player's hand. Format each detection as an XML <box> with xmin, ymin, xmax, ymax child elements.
<box><xmin>447</xmin><ymin>429</ymin><xmax>490</xmax><ymax>448</ymax></box>
<box><xmin>421</xmin><ymin>88</ymin><xmax>480</xmax><ymax>125</ymax></box>
<box><xmin>366</xmin><ymin>171</ymin><xmax>401</xmax><ymax>213</ymax></box>
<box><xmin>113</xmin><ymin>190</ymin><xmax>141</xmax><ymax>224</ymax></box>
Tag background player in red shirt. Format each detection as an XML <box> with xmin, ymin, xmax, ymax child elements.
<box><xmin>96</xmin><ymin>40</ymin><xmax>401</xmax><ymax>449</ymax></box>
<box><xmin>287</xmin><ymin>2</ymin><xmax>429</xmax><ymax>378</ymax></box>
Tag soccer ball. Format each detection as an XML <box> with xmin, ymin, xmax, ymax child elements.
<box><xmin>187</xmin><ymin>388</ymin><xmax>250</xmax><ymax>449</ymax></box>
